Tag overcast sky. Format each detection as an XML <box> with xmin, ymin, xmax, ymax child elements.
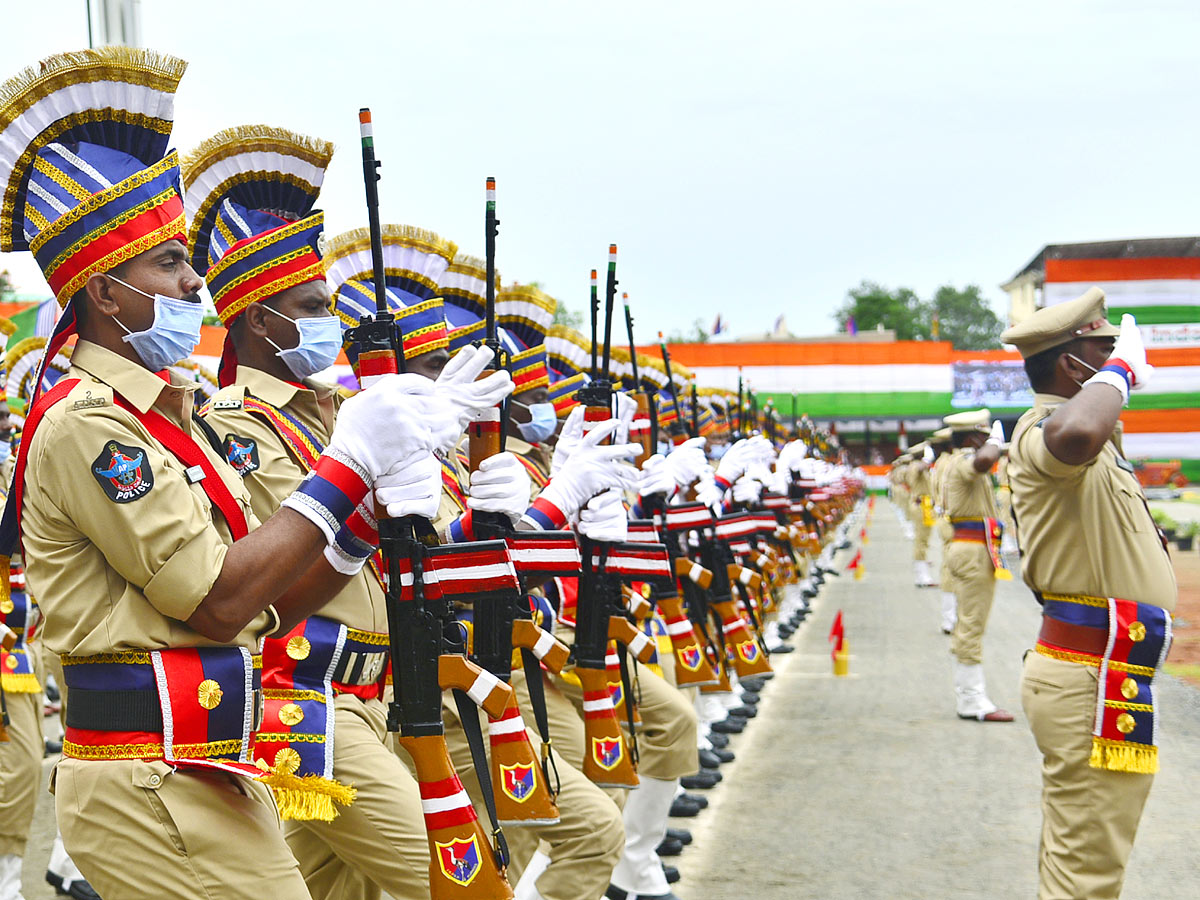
<box><xmin>3</xmin><ymin>0</ymin><xmax>1199</xmax><ymax>341</ymax></box>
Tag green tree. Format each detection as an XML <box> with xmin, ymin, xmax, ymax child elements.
<box><xmin>0</xmin><ymin>269</ymin><xmax>14</xmax><ymax>302</ymax></box>
<box><xmin>833</xmin><ymin>281</ymin><xmax>929</xmax><ymax>341</ymax></box>
<box><xmin>929</xmin><ymin>284</ymin><xmax>1003</xmax><ymax>350</ymax></box>
<box><xmin>552</xmin><ymin>303</ymin><xmax>584</xmax><ymax>331</ymax></box>
<box><xmin>665</xmin><ymin>318</ymin><xmax>709</xmax><ymax>343</ymax></box>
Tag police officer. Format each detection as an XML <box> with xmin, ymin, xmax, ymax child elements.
<box><xmin>0</xmin><ymin>48</ymin><xmax>450</xmax><ymax>899</ymax></box>
<box><xmin>1004</xmin><ymin>287</ymin><xmax>1172</xmax><ymax>899</ymax></box>
<box><xmin>940</xmin><ymin>409</ymin><xmax>1012</xmax><ymax>722</ymax></box>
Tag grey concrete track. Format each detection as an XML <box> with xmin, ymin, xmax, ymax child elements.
<box><xmin>18</xmin><ymin>497</ymin><xmax>1200</xmax><ymax>897</ymax></box>
<box><xmin>670</xmin><ymin>498</ymin><xmax>1200</xmax><ymax>900</ymax></box>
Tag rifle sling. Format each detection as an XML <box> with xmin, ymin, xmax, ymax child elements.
<box><xmin>520</xmin><ymin>647</ymin><xmax>561</xmax><ymax>799</ymax></box>
<box><xmin>452</xmin><ymin>688</ymin><xmax>510</xmax><ymax>869</ymax></box>
<box><xmin>615</xmin><ymin>641</ymin><xmax>639</xmax><ymax>766</ymax></box>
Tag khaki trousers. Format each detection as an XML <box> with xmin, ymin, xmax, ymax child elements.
<box><xmin>0</xmin><ymin>667</ymin><xmax>42</xmax><ymax>856</ymax></box>
<box><xmin>54</xmin><ymin>758</ymin><xmax>311</xmax><ymax>900</ymax></box>
<box><xmin>285</xmin><ymin>693</ymin><xmax>430</xmax><ymax>900</ymax></box>
<box><xmin>947</xmin><ymin>541</ymin><xmax>994</xmax><ymax>665</ymax></box>
<box><xmin>1021</xmin><ymin>651</ymin><xmax>1153</xmax><ymax>900</ymax></box>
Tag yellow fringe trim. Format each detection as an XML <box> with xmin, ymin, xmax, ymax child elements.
<box><xmin>2</xmin><ymin>671</ymin><xmax>41</xmax><ymax>693</ymax></box>
<box><xmin>1090</xmin><ymin>736</ymin><xmax>1158</xmax><ymax>774</ymax></box>
<box><xmin>0</xmin><ymin>554</ymin><xmax>9</xmax><ymax>613</ymax></box>
<box><xmin>258</xmin><ymin>772</ymin><xmax>357</xmax><ymax>822</ymax></box>
<box><xmin>994</xmin><ymin>568</ymin><xmax>1013</xmax><ymax>581</ymax></box>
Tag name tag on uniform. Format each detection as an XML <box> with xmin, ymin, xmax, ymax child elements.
<box><xmin>185</xmin><ymin>465</ymin><xmax>206</xmax><ymax>483</ymax></box>
<box><xmin>1115</xmin><ymin>456</ymin><xmax>1134</xmax><ymax>473</ymax></box>
<box><xmin>210</xmin><ymin>399</ymin><xmax>242</xmax><ymax>410</ymax></box>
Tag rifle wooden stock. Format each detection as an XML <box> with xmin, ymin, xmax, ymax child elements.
<box><xmin>605</xmin><ymin>643</ymin><xmax>641</xmax><ymax>725</ymax></box>
<box><xmin>711</xmin><ymin>599</ymin><xmax>772</xmax><ymax>677</ymax></box>
<box><xmin>608</xmin><ymin>616</ymin><xmax>656</xmax><ymax>664</ymax></box>
<box><xmin>396</xmin><ymin>733</ymin><xmax>514</xmax><ymax>899</ymax></box>
<box><xmin>487</xmin><ymin>691</ymin><xmax>561</xmax><ymax>827</ymax></box>
<box><xmin>656</xmin><ymin>593</ymin><xmax>719</xmax><ymax>687</ymax></box>
<box><xmin>467</xmin><ymin>372</ymin><xmax>503</xmax><ymax>474</ymax></box>
<box><xmin>575</xmin><ymin>664</ymin><xmax>639</xmax><ymax>788</ymax></box>
<box><xmin>674</xmin><ymin>556</ymin><xmax>713</xmax><ymax>589</ymax></box>
<box><xmin>438</xmin><ymin>654</ymin><xmax>512</xmax><ymax>720</ymax></box>
<box><xmin>727</xmin><ymin>563</ymin><xmax>763</xmax><ymax>592</ymax></box>
<box><xmin>699</xmin><ymin>649</ymin><xmax>734</xmax><ymax>694</ymax></box>
<box><xmin>510</xmin><ymin>619</ymin><xmax>570</xmax><ymax>675</ymax></box>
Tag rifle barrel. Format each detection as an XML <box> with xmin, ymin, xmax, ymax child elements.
<box><xmin>358</xmin><ymin>109</ymin><xmax>387</xmax><ymax>318</ymax></box>
<box><xmin>623</xmin><ymin>292</ymin><xmax>639</xmax><ymax>386</ymax></box>
<box><xmin>601</xmin><ymin>244</ymin><xmax>617</xmax><ymax>381</ymax></box>
<box><xmin>485</xmin><ymin>177</ymin><xmax>497</xmax><ymax>342</ymax></box>
<box><xmin>590</xmin><ymin>270</ymin><xmax>599</xmax><ymax>379</ymax></box>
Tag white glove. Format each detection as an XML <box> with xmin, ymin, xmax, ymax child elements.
<box><xmin>746</xmin><ymin>433</ymin><xmax>776</xmax><ymax>467</ymax></box>
<box><xmin>550</xmin><ymin>406</ymin><xmax>585</xmax><ymax>477</ymax></box>
<box><xmin>922</xmin><ymin>444</ymin><xmax>936</xmax><ymax>464</ymax></box>
<box><xmin>467</xmin><ymin>452</ymin><xmax>531</xmax><ymax>525</ymax></box>
<box><xmin>745</xmin><ymin>460</ymin><xmax>773</xmax><ymax>486</ymax></box>
<box><xmin>1105</xmin><ymin>313</ymin><xmax>1154</xmax><ymax>393</ymax></box>
<box><xmin>777</xmin><ymin>439</ymin><xmax>808</xmax><ymax>473</ymax></box>
<box><xmin>328</xmin><ymin>373</ymin><xmax>435</xmax><ymax>479</ymax></box>
<box><xmin>612</xmin><ymin>392</ymin><xmax>637</xmax><ymax>445</ymax></box>
<box><xmin>715</xmin><ymin>438</ymin><xmax>754</xmax><ymax>485</ymax></box>
<box><xmin>374</xmin><ymin>452</ymin><xmax>442</xmax><ymax>519</ymax></box>
<box><xmin>986</xmin><ymin>419</ymin><xmax>1005</xmax><ymax>447</ymax></box>
<box><xmin>694</xmin><ymin>471</ymin><xmax>725</xmax><ymax>512</ymax></box>
<box><xmin>638</xmin><ymin>454</ymin><xmax>675</xmax><ymax>498</ymax></box>
<box><xmin>539</xmin><ymin>420</ymin><xmax>640</xmax><ymax>520</ymax></box>
<box><xmin>426</xmin><ymin>345</ymin><xmax>513</xmax><ymax>453</ymax></box>
<box><xmin>577</xmin><ymin>489</ymin><xmax>629</xmax><ymax>543</ymax></box>
<box><xmin>666</xmin><ymin>437</ymin><xmax>708</xmax><ymax>487</ymax></box>
<box><xmin>731</xmin><ymin>476</ymin><xmax>762</xmax><ymax>505</ymax></box>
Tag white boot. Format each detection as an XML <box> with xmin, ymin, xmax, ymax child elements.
<box><xmin>0</xmin><ymin>854</ymin><xmax>26</xmax><ymax>900</ymax></box>
<box><xmin>512</xmin><ymin>849</ymin><xmax>551</xmax><ymax>900</ymax></box>
<box><xmin>609</xmin><ymin>776</ymin><xmax>678</xmax><ymax>897</ymax></box>
<box><xmin>940</xmin><ymin>592</ymin><xmax>957</xmax><ymax>634</ymax></box>
<box><xmin>954</xmin><ymin>662</ymin><xmax>1011</xmax><ymax>721</ymax></box>
<box><xmin>913</xmin><ymin>560</ymin><xmax>934</xmax><ymax>587</ymax></box>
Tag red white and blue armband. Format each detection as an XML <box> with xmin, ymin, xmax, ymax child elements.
<box><xmin>1084</xmin><ymin>357</ymin><xmax>1134</xmax><ymax>403</ymax></box>
<box><xmin>324</xmin><ymin>500</ymin><xmax>379</xmax><ymax>575</ymax></box>
<box><xmin>282</xmin><ymin>449</ymin><xmax>371</xmax><ymax>545</ymax></box>
<box><xmin>446</xmin><ymin>510</ymin><xmax>476</xmax><ymax>544</ymax></box>
<box><xmin>520</xmin><ymin>496</ymin><xmax>568</xmax><ymax>531</ymax></box>
<box><xmin>712</xmin><ymin>473</ymin><xmax>733</xmax><ymax>494</ymax></box>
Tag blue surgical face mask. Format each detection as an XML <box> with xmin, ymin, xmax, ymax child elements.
<box><xmin>109</xmin><ymin>275</ymin><xmax>204</xmax><ymax>372</ymax></box>
<box><xmin>515</xmin><ymin>401</ymin><xmax>558</xmax><ymax>443</ymax></box>
<box><xmin>262</xmin><ymin>304</ymin><xmax>344</xmax><ymax>379</ymax></box>
<box><xmin>709</xmin><ymin>443</ymin><xmax>729</xmax><ymax>460</ymax></box>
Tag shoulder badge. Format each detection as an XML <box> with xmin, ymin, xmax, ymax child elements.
<box><xmin>92</xmin><ymin>442</ymin><xmax>154</xmax><ymax>503</ymax></box>
<box><xmin>223</xmin><ymin>434</ymin><xmax>260</xmax><ymax>476</ymax></box>
<box><xmin>210</xmin><ymin>398</ymin><xmax>243</xmax><ymax>410</ymax></box>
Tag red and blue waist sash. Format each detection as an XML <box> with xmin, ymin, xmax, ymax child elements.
<box><xmin>1</xmin><ymin>572</ymin><xmax>41</xmax><ymax>692</ymax></box>
<box><xmin>1036</xmin><ymin>592</ymin><xmax>1172</xmax><ymax>774</ymax></box>
<box><xmin>61</xmin><ymin>647</ymin><xmax>264</xmax><ymax>779</ymax></box>
<box><xmin>253</xmin><ymin>615</ymin><xmax>388</xmax><ymax>821</ymax></box>
<box><xmin>951</xmin><ymin>517</ymin><xmax>1011</xmax><ymax>580</ymax></box>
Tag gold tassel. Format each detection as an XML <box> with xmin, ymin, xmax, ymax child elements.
<box><xmin>0</xmin><ymin>555</ymin><xmax>10</xmax><ymax>616</ymax></box>
<box><xmin>1090</xmin><ymin>737</ymin><xmax>1158</xmax><ymax>775</ymax></box>
<box><xmin>324</xmin><ymin>224</ymin><xmax>458</xmax><ymax>269</ymax></box>
<box><xmin>1</xmin><ymin>671</ymin><xmax>42</xmax><ymax>693</ymax></box>
<box><xmin>180</xmin><ymin>124</ymin><xmax>334</xmax><ymax>181</ymax></box>
<box><xmin>0</xmin><ymin>317</ymin><xmax>15</xmax><ymax>337</ymax></box>
<box><xmin>994</xmin><ymin>568</ymin><xmax>1013</xmax><ymax>581</ymax></box>
<box><xmin>257</xmin><ymin>771</ymin><xmax>357</xmax><ymax>822</ymax></box>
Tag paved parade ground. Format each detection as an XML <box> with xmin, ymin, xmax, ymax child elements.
<box><xmin>21</xmin><ymin>498</ymin><xmax>1200</xmax><ymax>899</ymax></box>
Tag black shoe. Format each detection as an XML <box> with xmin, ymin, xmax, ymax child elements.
<box><xmin>711</xmin><ymin>718</ymin><xmax>745</xmax><ymax>734</ymax></box>
<box><xmin>739</xmin><ymin>690</ymin><xmax>761</xmax><ymax>704</ymax></box>
<box><xmin>768</xmin><ymin>644</ymin><xmax>796</xmax><ymax>654</ymax></box>
<box><xmin>801</xmin><ymin>587</ymin><xmax>818</xmax><ymax>599</ymax></box>
<box><xmin>46</xmin><ymin>872</ymin><xmax>101</xmax><ymax>900</ymax></box>
<box><xmin>710</xmin><ymin>747</ymin><xmax>735</xmax><ymax>763</ymax></box>
<box><xmin>706</xmin><ymin>732</ymin><xmax>730</xmax><ymax>749</ymax></box>
<box><xmin>778</xmin><ymin>624</ymin><xmax>795</xmax><ymax>637</ymax></box>
<box><xmin>680</xmin><ymin>771</ymin><xmax>719</xmax><ymax>790</ymax></box>
<box><xmin>44</xmin><ymin>738</ymin><xmax>63</xmax><ymax>758</ymax></box>
<box><xmin>656</xmin><ymin>837</ymin><xmax>684</xmax><ymax>856</ymax></box>
<box><xmin>728</xmin><ymin>705</ymin><xmax>757</xmax><ymax>719</ymax></box>
<box><xmin>666</xmin><ymin>827</ymin><xmax>692</xmax><ymax>844</ymax></box>
<box><xmin>669</xmin><ymin>796</ymin><xmax>701</xmax><ymax>817</ymax></box>
<box><xmin>680</xmin><ymin>791</ymin><xmax>709</xmax><ymax>808</ymax></box>
<box><xmin>664</xmin><ymin>865</ymin><xmax>681</xmax><ymax>884</ymax></box>
<box><xmin>697</xmin><ymin>749</ymin><xmax>724</xmax><ymax>769</ymax></box>
<box><xmin>739</xmin><ymin>677</ymin><xmax>767</xmax><ymax>692</ymax></box>
<box><xmin>606</xmin><ymin>886</ymin><xmax>678</xmax><ymax>900</ymax></box>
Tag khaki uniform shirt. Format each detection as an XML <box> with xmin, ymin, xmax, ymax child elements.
<box><xmin>909</xmin><ymin>463</ymin><xmax>932</xmax><ymax>500</ymax></box>
<box><xmin>1008</xmin><ymin>393</ymin><xmax>1176</xmax><ymax>611</ymax></box>
<box><xmin>21</xmin><ymin>341</ymin><xmax>272</xmax><ymax>656</ymax></box>
<box><xmin>506</xmin><ymin>435</ymin><xmax>551</xmax><ymax>505</ymax></box>
<box><xmin>943</xmin><ymin>448</ymin><xmax>999</xmax><ymax>521</ymax></box>
<box><xmin>202</xmin><ymin>366</ymin><xmax>389</xmax><ymax>634</ymax></box>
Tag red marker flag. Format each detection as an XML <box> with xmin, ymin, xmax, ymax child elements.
<box><xmin>845</xmin><ymin>550</ymin><xmax>862</xmax><ymax>573</ymax></box>
<box><xmin>828</xmin><ymin>610</ymin><xmax>844</xmax><ymax>660</ymax></box>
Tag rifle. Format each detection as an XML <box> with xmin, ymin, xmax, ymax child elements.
<box><xmin>657</xmin><ymin>332</ymin><xmax>690</xmax><ymax>444</ymax></box>
<box><xmin>571</xmin><ymin>245</ymin><xmax>653</xmax><ymax>788</ymax></box>
<box><xmin>622</xmin><ymin>293</ymin><xmax>653</xmax><ymax>467</ymax></box>
<box><xmin>457</xmin><ymin>177</ymin><xmax>573</xmax><ymax>826</ymax></box>
<box><xmin>350</xmin><ymin>110</ymin><xmax>514</xmax><ymax>899</ymax></box>
<box><xmin>735</xmin><ymin>370</ymin><xmax>744</xmax><ymax>441</ymax></box>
